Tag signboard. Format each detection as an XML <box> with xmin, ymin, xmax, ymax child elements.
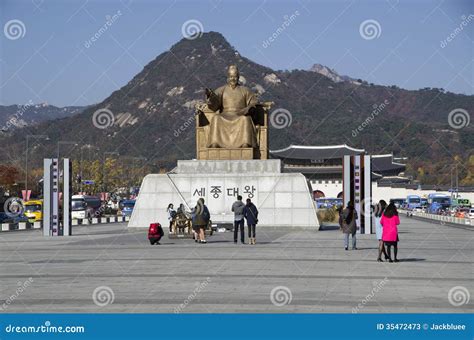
<box><xmin>343</xmin><ymin>155</ymin><xmax>372</xmax><ymax>234</ymax></box>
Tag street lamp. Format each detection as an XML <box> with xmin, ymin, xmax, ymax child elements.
<box><xmin>80</xmin><ymin>144</ymin><xmax>98</xmax><ymax>192</ymax></box>
<box><xmin>25</xmin><ymin>134</ymin><xmax>49</xmax><ymax>196</ymax></box>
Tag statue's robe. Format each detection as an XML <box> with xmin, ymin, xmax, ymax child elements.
<box><xmin>206</xmin><ymin>84</ymin><xmax>258</xmax><ymax>148</ymax></box>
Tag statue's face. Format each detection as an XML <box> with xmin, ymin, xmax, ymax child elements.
<box><xmin>227</xmin><ymin>70</ymin><xmax>239</xmax><ymax>88</ymax></box>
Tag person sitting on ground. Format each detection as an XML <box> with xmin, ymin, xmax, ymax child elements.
<box><xmin>381</xmin><ymin>202</ymin><xmax>400</xmax><ymax>263</ymax></box>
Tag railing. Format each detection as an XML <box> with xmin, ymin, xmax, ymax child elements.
<box><xmin>1</xmin><ymin>216</ymin><xmax>130</xmax><ymax>232</ymax></box>
<box><xmin>401</xmin><ymin>209</ymin><xmax>472</xmax><ymax>226</ymax></box>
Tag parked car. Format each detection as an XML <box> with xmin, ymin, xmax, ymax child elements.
<box><xmin>119</xmin><ymin>199</ymin><xmax>136</xmax><ymax>217</ymax></box>
<box><xmin>469</xmin><ymin>208</ymin><xmax>474</xmax><ymax>219</ymax></box>
<box><xmin>0</xmin><ymin>212</ymin><xmax>29</xmax><ymax>224</ymax></box>
<box><xmin>24</xmin><ymin>200</ymin><xmax>43</xmax><ymax>222</ymax></box>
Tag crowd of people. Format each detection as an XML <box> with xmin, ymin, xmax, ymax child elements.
<box><xmin>164</xmin><ymin>196</ymin><xmax>259</xmax><ymax>245</ymax></box>
<box><xmin>339</xmin><ymin>200</ymin><xmax>400</xmax><ymax>262</ymax></box>
<box><xmin>163</xmin><ymin>197</ymin><xmax>400</xmax><ymax>260</ymax></box>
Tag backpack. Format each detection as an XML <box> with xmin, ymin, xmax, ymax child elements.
<box><xmin>148</xmin><ymin>223</ymin><xmax>164</xmax><ymax>237</ymax></box>
<box><xmin>344</xmin><ymin>209</ymin><xmax>354</xmax><ymax>225</ymax></box>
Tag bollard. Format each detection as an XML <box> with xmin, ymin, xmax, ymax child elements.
<box><xmin>33</xmin><ymin>222</ymin><xmax>42</xmax><ymax>229</ymax></box>
<box><xmin>92</xmin><ymin>218</ymin><xmax>99</xmax><ymax>224</ymax></box>
<box><xmin>100</xmin><ymin>217</ymin><xmax>108</xmax><ymax>223</ymax></box>
<box><xmin>18</xmin><ymin>222</ymin><xmax>27</xmax><ymax>230</ymax></box>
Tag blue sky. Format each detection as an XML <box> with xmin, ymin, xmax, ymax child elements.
<box><xmin>0</xmin><ymin>0</ymin><xmax>472</xmax><ymax>107</ymax></box>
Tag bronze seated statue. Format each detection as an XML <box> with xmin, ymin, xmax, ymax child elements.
<box><xmin>195</xmin><ymin>65</ymin><xmax>272</xmax><ymax>160</ymax></box>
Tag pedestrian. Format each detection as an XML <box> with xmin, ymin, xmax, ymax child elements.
<box><xmin>381</xmin><ymin>202</ymin><xmax>400</xmax><ymax>262</ymax></box>
<box><xmin>232</xmin><ymin>195</ymin><xmax>246</xmax><ymax>244</ymax></box>
<box><xmin>340</xmin><ymin>201</ymin><xmax>358</xmax><ymax>250</ymax></box>
<box><xmin>192</xmin><ymin>198</ymin><xmax>210</xmax><ymax>244</ymax></box>
<box><xmin>166</xmin><ymin>203</ymin><xmax>176</xmax><ymax>233</ymax></box>
<box><xmin>243</xmin><ymin>198</ymin><xmax>259</xmax><ymax>245</ymax></box>
<box><xmin>374</xmin><ymin>200</ymin><xmax>389</xmax><ymax>262</ymax></box>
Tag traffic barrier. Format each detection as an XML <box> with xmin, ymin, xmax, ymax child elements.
<box><xmin>409</xmin><ymin>211</ymin><xmax>472</xmax><ymax>226</ymax></box>
<box><xmin>0</xmin><ymin>216</ymin><xmax>128</xmax><ymax>232</ymax></box>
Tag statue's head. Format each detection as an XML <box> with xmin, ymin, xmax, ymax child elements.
<box><xmin>227</xmin><ymin>65</ymin><xmax>239</xmax><ymax>89</ymax></box>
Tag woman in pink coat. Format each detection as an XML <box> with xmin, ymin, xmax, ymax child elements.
<box><xmin>380</xmin><ymin>203</ymin><xmax>400</xmax><ymax>262</ymax></box>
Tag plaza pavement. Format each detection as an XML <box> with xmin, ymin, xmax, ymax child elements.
<box><xmin>0</xmin><ymin>216</ymin><xmax>472</xmax><ymax>313</ymax></box>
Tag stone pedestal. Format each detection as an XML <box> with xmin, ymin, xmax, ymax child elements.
<box><xmin>128</xmin><ymin>159</ymin><xmax>319</xmax><ymax>229</ymax></box>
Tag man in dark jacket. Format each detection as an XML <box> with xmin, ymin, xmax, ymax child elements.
<box><xmin>232</xmin><ymin>195</ymin><xmax>246</xmax><ymax>244</ymax></box>
<box><xmin>243</xmin><ymin>198</ymin><xmax>258</xmax><ymax>245</ymax></box>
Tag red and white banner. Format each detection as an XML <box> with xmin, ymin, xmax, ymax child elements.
<box><xmin>21</xmin><ymin>190</ymin><xmax>32</xmax><ymax>201</ymax></box>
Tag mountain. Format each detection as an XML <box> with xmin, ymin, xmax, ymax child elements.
<box><xmin>2</xmin><ymin>32</ymin><xmax>473</xmax><ymax>185</ymax></box>
<box><xmin>0</xmin><ymin>103</ymin><xmax>85</xmax><ymax>133</ymax></box>
<box><xmin>309</xmin><ymin>64</ymin><xmax>358</xmax><ymax>84</ymax></box>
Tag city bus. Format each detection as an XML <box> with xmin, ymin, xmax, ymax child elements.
<box><xmin>71</xmin><ymin>195</ymin><xmax>102</xmax><ymax>220</ymax></box>
<box><xmin>406</xmin><ymin>195</ymin><xmax>421</xmax><ymax>210</ymax></box>
<box><xmin>427</xmin><ymin>193</ymin><xmax>451</xmax><ymax>214</ymax></box>
<box><xmin>389</xmin><ymin>198</ymin><xmax>406</xmax><ymax>209</ymax></box>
